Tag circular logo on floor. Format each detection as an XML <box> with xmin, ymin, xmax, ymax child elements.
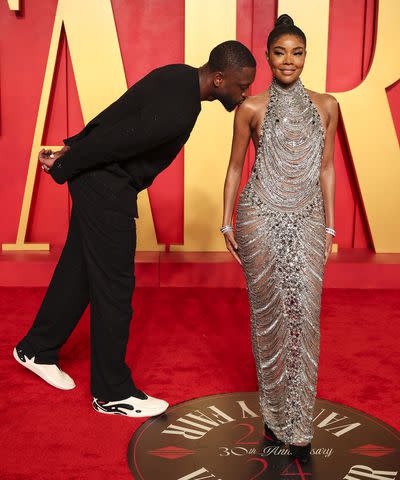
<box><xmin>127</xmin><ymin>392</ymin><xmax>399</xmax><ymax>480</ymax></box>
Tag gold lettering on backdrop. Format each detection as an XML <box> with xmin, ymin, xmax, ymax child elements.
<box><xmin>3</xmin><ymin>0</ymin><xmax>161</xmax><ymax>251</ymax></box>
<box><xmin>333</xmin><ymin>0</ymin><xmax>400</xmax><ymax>252</ymax></box>
<box><xmin>7</xmin><ymin>0</ymin><xmax>20</xmax><ymax>11</ymax></box>
<box><xmin>171</xmin><ymin>0</ymin><xmax>237</xmax><ymax>252</ymax></box>
<box><xmin>3</xmin><ymin>1</ymin><xmax>399</xmax><ymax>252</ymax></box>
<box><xmin>280</xmin><ymin>0</ymin><xmax>400</xmax><ymax>253</ymax></box>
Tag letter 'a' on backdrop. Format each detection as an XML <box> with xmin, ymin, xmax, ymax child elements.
<box><xmin>2</xmin><ymin>0</ymin><xmax>162</xmax><ymax>252</ymax></box>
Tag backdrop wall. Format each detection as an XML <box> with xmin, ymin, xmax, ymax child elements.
<box><xmin>0</xmin><ymin>0</ymin><xmax>399</xmax><ymax>254</ymax></box>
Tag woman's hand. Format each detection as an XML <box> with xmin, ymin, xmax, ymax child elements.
<box><xmin>324</xmin><ymin>232</ymin><xmax>333</xmax><ymax>265</ymax></box>
<box><xmin>224</xmin><ymin>230</ymin><xmax>242</xmax><ymax>265</ymax></box>
<box><xmin>39</xmin><ymin>146</ymin><xmax>70</xmax><ymax>173</ymax></box>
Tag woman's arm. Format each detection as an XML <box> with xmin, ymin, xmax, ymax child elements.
<box><xmin>319</xmin><ymin>94</ymin><xmax>339</xmax><ymax>264</ymax></box>
<box><xmin>222</xmin><ymin>101</ymin><xmax>253</xmax><ymax>263</ymax></box>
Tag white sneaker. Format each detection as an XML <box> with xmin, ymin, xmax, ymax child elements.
<box><xmin>92</xmin><ymin>392</ymin><xmax>169</xmax><ymax>417</ymax></box>
<box><xmin>13</xmin><ymin>346</ymin><xmax>76</xmax><ymax>390</ymax></box>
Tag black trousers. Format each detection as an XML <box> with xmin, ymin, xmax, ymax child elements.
<box><xmin>17</xmin><ymin>171</ymin><xmax>140</xmax><ymax>401</ymax></box>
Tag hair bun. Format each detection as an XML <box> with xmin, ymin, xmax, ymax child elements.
<box><xmin>275</xmin><ymin>14</ymin><xmax>294</xmax><ymax>28</ymax></box>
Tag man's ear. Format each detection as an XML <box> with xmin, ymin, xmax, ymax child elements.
<box><xmin>213</xmin><ymin>71</ymin><xmax>223</xmax><ymax>87</ymax></box>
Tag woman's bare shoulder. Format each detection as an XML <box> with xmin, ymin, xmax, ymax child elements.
<box><xmin>306</xmin><ymin>89</ymin><xmax>338</xmax><ymax>113</ymax></box>
<box><xmin>243</xmin><ymin>90</ymin><xmax>269</xmax><ymax>109</ymax></box>
<box><xmin>236</xmin><ymin>90</ymin><xmax>269</xmax><ymax>121</ymax></box>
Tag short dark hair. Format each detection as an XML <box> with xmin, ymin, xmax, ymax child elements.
<box><xmin>208</xmin><ymin>40</ymin><xmax>256</xmax><ymax>72</ymax></box>
<box><xmin>267</xmin><ymin>14</ymin><xmax>306</xmax><ymax>51</ymax></box>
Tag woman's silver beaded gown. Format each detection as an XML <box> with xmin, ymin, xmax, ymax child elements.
<box><xmin>236</xmin><ymin>76</ymin><xmax>326</xmax><ymax>445</ymax></box>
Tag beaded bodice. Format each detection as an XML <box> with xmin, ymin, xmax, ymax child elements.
<box><xmin>248</xmin><ymin>76</ymin><xmax>325</xmax><ymax>212</ymax></box>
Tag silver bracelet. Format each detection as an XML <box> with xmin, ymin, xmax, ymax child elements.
<box><xmin>220</xmin><ymin>225</ymin><xmax>233</xmax><ymax>234</ymax></box>
<box><xmin>325</xmin><ymin>227</ymin><xmax>336</xmax><ymax>237</ymax></box>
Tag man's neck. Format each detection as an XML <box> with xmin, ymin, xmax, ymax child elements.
<box><xmin>198</xmin><ymin>64</ymin><xmax>214</xmax><ymax>101</ymax></box>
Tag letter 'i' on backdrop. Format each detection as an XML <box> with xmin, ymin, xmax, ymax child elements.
<box><xmin>2</xmin><ymin>0</ymin><xmax>400</xmax><ymax>253</ymax></box>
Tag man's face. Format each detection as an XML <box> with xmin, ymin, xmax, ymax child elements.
<box><xmin>212</xmin><ymin>66</ymin><xmax>256</xmax><ymax>111</ymax></box>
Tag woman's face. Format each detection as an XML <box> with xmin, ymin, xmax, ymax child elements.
<box><xmin>266</xmin><ymin>34</ymin><xmax>306</xmax><ymax>84</ymax></box>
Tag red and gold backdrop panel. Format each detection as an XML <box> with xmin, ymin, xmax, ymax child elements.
<box><xmin>0</xmin><ymin>0</ymin><xmax>399</xmax><ymax>254</ymax></box>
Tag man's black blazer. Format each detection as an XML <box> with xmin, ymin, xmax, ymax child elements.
<box><xmin>49</xmin><ymin>64</ymin><xmax>202</xmax><ymax>196</ymax></box>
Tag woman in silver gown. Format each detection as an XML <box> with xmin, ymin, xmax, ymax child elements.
<box><xmin>221</xmin><ymin>15</ymin><xmax>338</xmax><ymax>463</ymax></box>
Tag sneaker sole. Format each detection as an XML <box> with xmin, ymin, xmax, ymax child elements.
<box><xmin>92</xmin><ymin>401</ymin><xmax>168</xmax><ymax>418</ymax></box>
<box><xmin>13</xmin><ymin>347</ymin><xmax>76</xmax><ymax>390</ymax></box>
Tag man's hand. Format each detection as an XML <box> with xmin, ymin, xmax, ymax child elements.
<box><xmin>39</xmin><ymin>146</ymin><xmax>70</xmax><ymax>173</ymax></box>
<box><xmin>224</xmin><ymin>230</ymin><xmax>242</xmax><ymax>265</ymax></box>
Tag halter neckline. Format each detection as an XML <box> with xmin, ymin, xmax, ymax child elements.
<box><xmin>270</xmin><ymin>75</ymin><xmax>303</xmax><ymax>94</ymax></box>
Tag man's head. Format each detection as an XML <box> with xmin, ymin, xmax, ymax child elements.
<box><xmin>204</xmin><ymin>41</ymin><xmax>256</xmax><ymax>111</ymax></box>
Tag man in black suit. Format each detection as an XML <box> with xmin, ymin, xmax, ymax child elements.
<box><xmin>14</xmin><ymin>41</ymin><xmax>256</xmax><ymax>417</ymax></box>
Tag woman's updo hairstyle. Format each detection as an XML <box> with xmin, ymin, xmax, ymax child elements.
<box><xmin>267</xmin><ymin>14</ymin><xmax>306</xmax><ymax>51</ymax></box>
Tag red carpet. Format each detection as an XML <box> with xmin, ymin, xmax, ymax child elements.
<box><xmin>1</xmin><ymin>287</ymin><xmax>399</xmax><ymax>479</ymax></box>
